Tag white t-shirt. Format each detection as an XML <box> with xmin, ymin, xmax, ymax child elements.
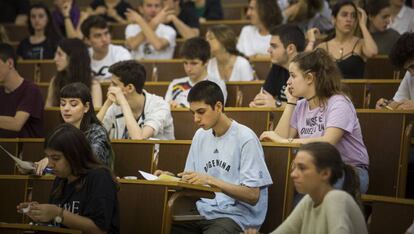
<box><xmin>164</xmin><ymin>76</ymin><xmax>228</xmax><ymax>107</ymax></box>
<box><xmin>125</xmin><ymin>23</ymin><xmax>176</xmax><ymax>60</ymax></box>
<box><xmin>207</xmin><ymin>56</ymin><xmax>254</xmax><ymax>81</ymax></box>
<box><xmin>184</xmin><ymin>120</ymin><xmax>273</xmax><ymax>230</ymax></box>
<box><xmin>102</xmin><ymin>90</ymin><xmax>175</xmax><ymax>140</ymax></box>
<box><xmin>390</xmin><ymin>5</ymin><xmax>414</xmax><ymax>34</ymax></box>
<box><xmin>89</xmin><ymin>44</ymin><xmax>132</xmax><ymax>81</ymax></box>
<box><xmin>237</xmin><ymin>25</ymin><xmax>271</xmax><ymax>57</ymax></box>
<box><xmin>271</xmin><ymin>190</ymin><xmax>368</xmax><ymax>234</ymax></box>
<box><xmin>393</xmin><ymin>71</ymin><xmax>414</xmax><ymax>102</ymax></box>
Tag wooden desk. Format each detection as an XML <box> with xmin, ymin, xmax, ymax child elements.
<box><xmin>0</xmin><ymin>223</ymin><xmax>81</xmax><ymax>234</ymax></box>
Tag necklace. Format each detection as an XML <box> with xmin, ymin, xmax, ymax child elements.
<box><xmin>339</xmin><ymin>47</ymin><xmax>344</xmax><ymax>59</ymax></box>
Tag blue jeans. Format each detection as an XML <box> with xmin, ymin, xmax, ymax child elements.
<box><xmin>334</xmin><ymin>166</ymin><xmax>369</xmax><ymax>194</ymax></box>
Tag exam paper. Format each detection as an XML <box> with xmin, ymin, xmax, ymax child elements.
<box><xmin>138</xmin><ymin>170</ymin><xmax>180</xmax><ymax>181</ymax></box>
<box><xmin>0</xmin><ymin>144</ymin><xmax>35</xmax><ymax>170</ymax></box>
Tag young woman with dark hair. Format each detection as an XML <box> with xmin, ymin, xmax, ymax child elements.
<box><xmin>308</xmin><ymin>0</ymin><xmax>377</xmax><ymax>78</ymax></box>
<box><xmin>33</xmin><ymin>82</ymin><xmax>113</xmax><ymax>175</ymax></box>
<box><xmin>17</xmin><ymin>3</ymin><xmax>62</xmax><ymax>60</ymax></box>
<box><xmin>245</xmin><ymin>142</ymin><xmax>368</xmax><ymax>234</ymax></box>
<box><xmin>260</xmin><ymin>48</ymin><xmax>369</xmax><ymax>193</ymax></box>
<box><xmin>237</xmin><ymin>0</ymin><xmax>283</xmax><ymax>58</ymax></box>
<box><xmin>206</xmin><ymin>24</ymin><xmax>254</xmax><ymax>81</ymax></box>
<box><xmin>45</xmin><ymin>38</ymin><xmax>102</xmax><ymax>108</ymax></box>
<box><xmin>17</xmin><ymin>123</ymin><xmax>119</xmax><ymax>234</ymax></box>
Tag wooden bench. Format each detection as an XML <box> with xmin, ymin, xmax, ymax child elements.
<box><xmin>364</xmin><ymin>55</ymin><xmax>405</xmax><ymax>79</ymax></box>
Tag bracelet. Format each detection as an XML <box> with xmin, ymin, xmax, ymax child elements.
<box><xmin>287</xmin><ymin>102</ymin><xmax>297</xmax><ymax>106</ymax></box>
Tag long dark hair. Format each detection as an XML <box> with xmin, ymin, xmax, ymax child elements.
<box><xmin>60</xmin><ymin>82</ymin><xmax>101</xmax><ymax>132</ymax></box>
<box><xmin>299</xmin><ymin>142</ymin><xmax>361</xmax><ymax>205</ymax></box>
<box><xmin>52</xmin><ymin>38</ymin><xmax>92</xmax><ymax>106</ymax></box>
<box><xmin>46</xmin><ymin>123</ymin><xmax>118</xmax><ymax>200</ymax></box>
<box><xmin>28</xmin><ymin>3</ymin><xmax>62</xmax><ymax>43</ymax></box>
<box><xmin>255</xmin><ymin>0</ymin><xmax>283</xmax><ymax>31</ymax></box>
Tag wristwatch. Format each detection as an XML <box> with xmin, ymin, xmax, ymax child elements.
<box><xmin>54</xmin><ymin>207</ymin><xmax>64</xmax><ymax>224</ymax></box>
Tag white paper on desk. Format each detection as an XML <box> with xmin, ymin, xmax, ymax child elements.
<box><xmin>139</xmin><ymin>170</ymin><xmax>158</xmax><ymax>181</ymax></box>
<box><xmin>0</xmin><ymin>144</ymin><xmax>35</xmax><ymax>170</ymax></box>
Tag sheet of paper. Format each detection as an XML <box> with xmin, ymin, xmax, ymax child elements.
<box><xmin>0</xmin><ymin>144</ymin><xmax>35</xmax><ymax>170</ymax></box>
<box><xmin>138</xmin><ymin>170</ymin><xmax>158</xmax><ymax>181</ymax></box>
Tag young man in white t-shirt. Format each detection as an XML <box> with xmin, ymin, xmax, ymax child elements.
<box><xmin>97</xmin><ymin>60</ymin><xmax>174</xmax><ymax>140</ymax></box>
<box><xmin>165</xmin><ymin>37</ymin><xmax>227</xmax><ymax>108</ymax></box>
<box><xmin>124</xmin><ymin>0</ymin><xmax>176</xmax><ymax>59</ymax></box>
<box><xmin>157</xmin><ymin>80</ymin><xmax>272</xmax><ymax>233</ymax></box>
<box><xmin>81</xmin><ymin>15</ymin><xmax>132</xmax><ymax>82</ymax></box>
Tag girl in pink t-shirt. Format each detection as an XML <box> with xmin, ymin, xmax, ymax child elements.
<box><xmin>260</xmin><ymin>48</ymin><xmax>369</xmax><ymax>193</ymax></box>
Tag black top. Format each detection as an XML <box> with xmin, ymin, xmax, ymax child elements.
<box><xmin>89</xmin><ymin>0</ymin><xmax>132</xmax><ymax>23</ymax></box>
<box><xmin>0</xmin><ymin>0</ymin><xmax>29</xmax><ymax>23</ymax></box>
<box><xmin>49</xmin><ymin>168</ymin><xmax>120</xmax><ymax>233</ymax></box>
<box><xmin>168</xmin><ymin>1</ymin><xmax>199</xmax><ymax>38</ymax></box>
<box><xmin>263</xmin><ymin>64</ymin><xmax>289</xmax><ymax>102</ymax></box>
<box><xmin>326</xmin><ymin>40</ymin><xmax>365</xmax><ymax>79</ymax></box>
<box><xmin>17</xmin><ymin>37</ymin><xmax>58</xmax><ymax>60</ymax></box>
<box><xmin>196</xmin><ymin>0</ymin><xmax>223</xmax><ymax>20</ymax></box>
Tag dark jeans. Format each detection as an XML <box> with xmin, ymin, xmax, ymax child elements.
<box><xmin>171</xmin><ymin>217</ymin><xmax>242</xmax><ymax>234</ymax></box>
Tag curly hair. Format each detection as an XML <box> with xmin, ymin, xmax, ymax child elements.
<box><xmin>389</xmin><ymin>32</ymin><xmax>414</xmax><ymax>68</ymax></box>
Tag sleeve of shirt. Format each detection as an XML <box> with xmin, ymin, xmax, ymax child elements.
<box><xmin>83</xmin><ymin>170</ymin><xmax>117</xmax><ymax>231</ymax></box>
<box><xmin>239</xmin><ymin>137</ymin><xmax>272</xmax><ymax>188</ymax></box>
<box><xmin>271</xmin><ymin>195</ymin><xmax>306</xmax><ymax>234</ymax></box>
<box><xmin>87</xmin><ymin>126</ymin><xmax>111</xmax><ymax>166</ymax></box>
<box><xmin>125</xmin><ymin>24</ymin><xmax>140</xmax><ymax>39</ymax></box>
<box><xmin>290</xmin><ymin>104</ymin><xmax>299</xmax><ymax>130</ymax></box>
<box><xmin>161</xmin><ymin>26</ymin><xmax>177</xmax><ymax>47</ymax></box>
<box><xmin>393</xmin><ymin>71</ymin><xmax>411</xmax><ymax>102</ymax></box>
<box><xmin>143</xmin><ymin>98</ymin><xmax>172</xmax><ymax>136</ymax></box>
<box><xmin>164</xmin><ymin>82</ymin><xmax>174</xmax><ymax>102</ymax></box>
<box><xmin>116</xmin><ymin>46</ymin><xmax>132</xmax><ymax>60</ymax></box>
<box><xmin>237</xmin><ymin>27</ymin><xmax>251</xmax><ymax>56</ymax></box>
<box><xmin>17</xmin><ymin>83</ymin><xmax>43</xmax><ymax>119</ymax></box>
<box><xmin>263</xmin><ymin>66</ymin><xmax>278</xmax><ymax>97</ymax></box>
<box><xmin>102</xmin><ymin>105</ymin><xmax>116</xmax><ymax>132</ymax></box>
<box><xmin>237</xmin><ymin>58</ymin><xmax>254</xmax><ymax>81</ymax></box>
<box><xmin>325</xmin><ymin>97</ymin><xmax>355</xmax><ymax>133</ymax></box>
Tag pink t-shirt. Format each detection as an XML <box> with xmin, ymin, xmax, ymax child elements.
<box><xmin>291</xmin><ymin>95</ymin><xmax>369</xmax><ymax>166</ymax></box>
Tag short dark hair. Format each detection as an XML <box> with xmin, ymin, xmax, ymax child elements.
<box><xmin>188</xmin><ymin>80</ymin><xmax>224</xmax><ymax>110</ymax></box>
<box><xmin>269</xmin><ymin>24</ymin><xmax>306</xmax><ymax>52</ymax></box>
<box><xmin>109</xmin><ymin>60</ymin><xmax>147</xmax><ymax>94</ymax></box>
<box><xmin>180</xmin><ymin>37</ymin><xmax>211</xmax><ymax>63</ymax></box>
<box><xmin>81</xmin><ymin>15</ymin><xmax>109</xmax><ymax>38</ymax></box>
<box><xmin>366</xmin><ymin>0</ymin><xmax>390</xmax><ymax>16</ymax></box>
<box><xmin>389</xmin><ymin>33</ymin><xmax>414</xmax><ymax>68</ymax></box>
<box><xmin>0</xmin><ymin>43</ymin><xmax>17</xmax><ymax>67</ymax></box>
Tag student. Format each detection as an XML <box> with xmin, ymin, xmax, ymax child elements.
<box><xmin>81</xmin><ymin>15</ymin><xmax>131</xmax><ymax>82</ymax></box>
<box><xmin>237</xmin><ymin>0</ymin><xmax>283</xmax><ymax>58</ymax></box>
<box><xmin>367</xmin><ymin>0</ymin><xmax>400</xmax><ymax>54</ymax></box>
<box><xmin>52</xmin><ymin>0</ymin><xmax>86</xmax><ymax>39</ymax></box>
<box><xmin>98</xmin><ymin>60</ymin><xmax>175</xmax><ymax>140</ymax></box>
<box><xmin>376</xmin><ymin>32</ymin><xmax>414</xmax><ymax>110</ymax></box>
<box><xmin>249</xmin><ymin>24</ymin><xmax>305</xmax><ymax>108</ymax></box>
<box><xmin>125</xmin><ymin>0</ymin><xmax>176</xmax><ymax>60</ymax></box>
<box><xmin>0</xmin><ymin>43</ymin><xmax>44</xmax><ymax>138</ymax></box>
<box><xmin>32</xmin><ymin>82</ymin><xmax>114</xmax><ymax>175</ymax></box>
<box><xmin>17</xmin><ymin>123</ymin><xmax>120</xmax><ymax>234</ymax></box>
<box><xmin>206</xmin><ymin>24</ymin><xmax>254</xmax><ymax>82</ymax></box>
<box><xmin>45</xmin><ymin>38</ymin><xmax>102</xmax><ymax>108</ymax></box>
<box><xmin>157</xmin><ymin>80</ymin><xmax>273</xmax><ymax>233</ymax></box>
<box><xmin>164</xmin><ymin>0</ymin><xmax>200</xmax><ymax>39</ymax></box>
<box><xmin>193</xmin><ymin>0</ymin><xmax>223</xmax><ymax>22</ymax></box>
<box><xmin>17</xmin><ymin>3</ymin><xmax>62</xmax><ymax>60</ymax></box>
<box><xmin>389</xmin><ymin>0</ymin><xmax>414</xmax><ymax>34</ymax></box>
<box><xmin>260</xmin><ymin>49</ymin><xmax>369</xmax><ymax>193</ymax></box>
<box><xmin>164</xmin><ymin>37</ymin><xmax>227</xmax><ymax>108</ymax></box>
<box><xmin>245</xmin><ymin>142</ymin><xmax>368</xmax><ymax>234</ymax></box>
<box><xmin>87</xmin><ymin>0</ymin><xmax>132</xmax><ymax>24</ymax></box>
<box><xmin>308</xmin><ymin>1</ymin><xmax>378</xmax><ymax>79</ymax></box>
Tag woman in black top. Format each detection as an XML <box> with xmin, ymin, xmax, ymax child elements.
<box><xmin>17</xmin><ymin>3</ymin><xmax>62</xmax><ymax>60</ymax></box>
<box><xmin>17</xmin><ymin>123</ymin><xmax>119</xmax><ymax>234</ymax></box>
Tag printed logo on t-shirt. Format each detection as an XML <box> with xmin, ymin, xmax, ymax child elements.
<box><xmin>60</xmin><ymin>201</ymin><xmax>81</xmax><ymax>214</ymax></box>
<box><xmin>204</xmin><ymin>159</ymin><xmax>231</xmax><ymax>173</ymax></box>
<box><xmin>92</xmin><ymin>66</ymin><xmax>110</xmax><ymax>78</ymax></box>
<box><xmin>300</xmin><ymin>115</ymin><xmax>325</xmax><ymax>135</ymax></box>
